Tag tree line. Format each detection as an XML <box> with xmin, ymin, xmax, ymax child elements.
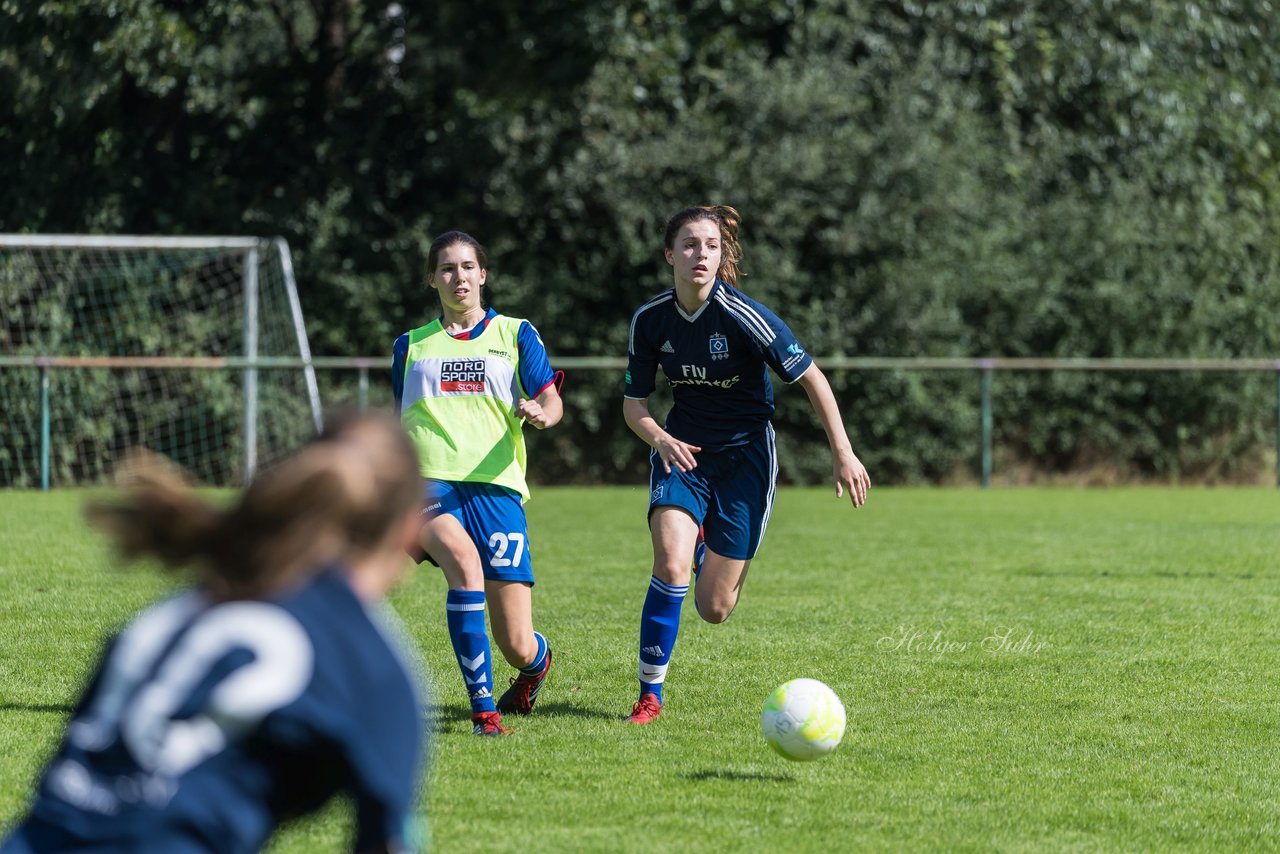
<box><xmin>3</xmin><ymin>0</ymin><xmax>1278</xmax><ymax>484</ymax></box>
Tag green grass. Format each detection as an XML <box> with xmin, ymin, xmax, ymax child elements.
<box><xmin>2</xmin><ymin>487</ymin><xmax>1279</xmax><ymax>852</ymax></box>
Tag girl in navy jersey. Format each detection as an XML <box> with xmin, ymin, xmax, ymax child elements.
<box><xmin>622</xmin><ymin>205</ymin><xmax>872</xmax><ymax>724</ymax></box>
<box><xmin>2</xmin><ymin>411</ymin><xmax>428</xmax><ymax>853</ymax></box>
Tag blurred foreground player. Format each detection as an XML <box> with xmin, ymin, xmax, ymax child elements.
<box><xmin>2</xmin><ymin>410</ymin><xmax>429</xmax><ymax>853</ymax></box>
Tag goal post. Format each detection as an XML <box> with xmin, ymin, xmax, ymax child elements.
<box><xmin>0</xmin><ymin>235</ymin><xmax>323</xmax><ymax>488</ymax></box>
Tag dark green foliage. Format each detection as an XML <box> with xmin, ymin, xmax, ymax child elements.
<box><xmin>3</xmin><ymin>0</ymin><xmax>1278</xmax><ymax>482</ymax></box>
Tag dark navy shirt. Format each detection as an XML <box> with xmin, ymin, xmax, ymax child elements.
<box><xmin>624</xmin><ymin>281</ymin><xmax>813</xmax><ymax>450</ymax></box>
<box><xmin>11</xmin><ymin>570</ymin><xmax>426</xmax><ymax>854</ymax></box>
<box><xmin>391</xmin><ymin>307</ymin><xmax>556</xmax><ymax>409</ymax></box>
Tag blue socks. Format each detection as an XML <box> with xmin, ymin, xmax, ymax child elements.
<box><xmin>520</xmin><ymin>631</ymin><xmax>549</xmax><ymax>676</ymax></box>
<box><xmin>637</xmin><ymin>576</ymin><xmax>688</xmax><ymax>703</ymax></box>
<box><xmin>446</xmin><ymin>589</ymin><xmax>496</xmax><ymax>714</ymax></box>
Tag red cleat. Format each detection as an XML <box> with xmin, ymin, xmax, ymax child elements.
<box><xmin>626</xmin><ymin>692</ymin><xmax>663</xmax><ymax>725</ymax></box>
<box><xmin>472</xmin><ymin>710</ymin><xmax>512</xmax><ymax>736</ymax></box>
<box><xmin>496</xmin><ymin>646</ymin><xmax>552</xmax><ymax>716</ymax></box>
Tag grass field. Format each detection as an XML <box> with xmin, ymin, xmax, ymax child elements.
<box><xmin>2</xmin><ymin>486</ymin><xmax>1278</xmax><ymax>852</ymax></box>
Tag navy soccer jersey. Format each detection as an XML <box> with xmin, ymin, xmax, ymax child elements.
<box><xmin>624</xmin><ymin>280</ymin><xmax>813</xmax><ymax>449</ymax></box>
<box><xmin>8</xmin><ymin>570</ymin><xmax>426</xmax><ymax>854</ymax></box>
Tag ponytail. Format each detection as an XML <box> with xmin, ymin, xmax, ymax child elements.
<box><xmin>87</xmin><ymin>411</ymin><xmax>422</xmax><ymax>601</ymax></box>
<box><xmin>663</xmin><ymin>204</ymin><xmax>746</xmax><ymax>286</ymax></box>
<box><xmin>709</xmin><ymin>205</ymin><xmax>743</xmax><ymax>286</ymax></box>
<box><xmin>85</xmin><ymin>450</ymin><xmax>222</xmax><ymax>573</ymax></box>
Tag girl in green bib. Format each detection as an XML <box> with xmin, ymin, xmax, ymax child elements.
<box><xmin>392</xmin><ymin>231</ymin><xmax>564</xmax><ymax>737</ymax></box>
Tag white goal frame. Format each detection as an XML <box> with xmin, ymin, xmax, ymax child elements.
<box><xmin>0</xmin><ymin>234</ymin><xmax>323</xmax><ymax>485</ymax></box>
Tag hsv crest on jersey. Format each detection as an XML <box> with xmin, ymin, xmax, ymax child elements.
<box><xmin>709</xmin><ymin>333</ymin><xmax>729</xmax><ymax>361</ymax></box>
<box><xmin>440</xmin><ymin>359</ymin><xmax>487</xmax><ymax>393</ymax></box>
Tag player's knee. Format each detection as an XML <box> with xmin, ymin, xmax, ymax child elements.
<box><xmin>695</xmin><ymin>595</ymin><xmax>735</xmax><ymax>624</ymax></box>
<box><xmin>439</xmin><ymin>548</ymin><xmax>484</xmax><ymax>589</ymax></box>
<box><xmin>454</xmin><ymin>565</ymin><xmax>484</xmax><ymax>590</ymax></box>
<box><xmin>652</xmin><ymin>558</ymin><xmax>692</xmax><ymax>587</ymax></box>
<box><xmin>493</xmin><ymin>631</ymin><xmax>535</xmax><ymax>667</ymax></box>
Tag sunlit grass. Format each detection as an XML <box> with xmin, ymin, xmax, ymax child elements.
<box><xmin>2</xmin><ymin>487</ymin><xmax>1278</xmax><ymax>851</ymax></box>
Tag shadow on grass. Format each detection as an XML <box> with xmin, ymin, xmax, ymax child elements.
<box><xmin>529</xmin><ymin>701</ymin><xmax>620</xmax><ymax>721</ymax></box>
<box><xmin>684</xmin><ymin>768</ymin><xmax>796</xmax><ymax>783</ymax></box>
<box><xmin>425</xmin><ymin>705</ymin><xmax>472</xmax><ymax>734</ymax></box>
<box><xmin>0</xmin><ymin>703</ymin><xmax>74</xmax><ymax>714</ymax></box>
<box><xmin>425</xmin><ymin>700</ymin><xmax>619</xmax><ymax>733</ymax></box>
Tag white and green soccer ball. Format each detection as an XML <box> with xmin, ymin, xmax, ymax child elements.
<box><xmin>760</xmin><ymin>678</ymin><xmax>846</xmax><ymax>761</ymax></box>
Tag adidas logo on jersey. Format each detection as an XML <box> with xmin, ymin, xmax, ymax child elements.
<box><xmin>660</xmin><ymin>340</ymin><xmax>675</xmax><ymax>353</ymax></box>
<box><xmin>642</xmin><ymin>645</ymin><xmax>664</xmax><ymax>657</ymax></box>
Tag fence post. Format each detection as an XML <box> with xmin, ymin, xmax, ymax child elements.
<box><xmin>980</xmin><ymin>360</ymin><xmax>993</xmax><ymax>488</ymax></box>
<box><xmin>358</xmin><ymin>365</ymin><xmax>369</xmax><ymax>412</ymax></box>
<box><xmin>39</xmin><ymin>362</ymin><xmax>50</xmax><ymax>491</ymax></box>
<box><xmin>242</xmin><ymin>247</ymin><xmax>260</xmax><ymax>484</ymax></box>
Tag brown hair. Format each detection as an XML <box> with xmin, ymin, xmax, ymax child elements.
<box><xmin>86</xmin><ymin>410</ymin><xmax>422</xmax><ymax>601</ymax></box>
<box><xmin>663</xmin><ymin>205</ymin><xmax>744</xmax><ymax>286</ymax></box>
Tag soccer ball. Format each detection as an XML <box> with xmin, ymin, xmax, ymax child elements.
<box><xmin>760</xmin><ymin>678</ymin><xmax>846</xmax><ymax>761</ymax></box>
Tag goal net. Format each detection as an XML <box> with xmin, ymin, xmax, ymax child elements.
<box><xmin>0</xmin><ymin>236</ymin><xmax>322</xmax><ymax>488</ymax></box>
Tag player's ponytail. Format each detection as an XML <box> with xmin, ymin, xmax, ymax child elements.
<box><xmin>710</xmin><ymin>205</ymin><xmax>743</xmax><ymax>286</ymax></box>
<box><xmin>85</xmin><ymin>450</ymin><xmax>223</xmax><ymax>572</ymax></box>
<box><xmin>663</xmin><ymin>205</ymin><xmax>745</xmax><ymax>286</ymax></box>
<box><xmin>87</xmin><ymin>411</ymin><xmax>422</xmax><ymax>601</ymax></box>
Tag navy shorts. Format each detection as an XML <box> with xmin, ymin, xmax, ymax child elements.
<box><xmin>647</xmin><ymin>424</ymin><xmax>777</xmax><ymax>560</ymax></box>
<box><xmin>421</xmin><ymin>480</ymin><xmax>536</xmax><ymax>584</ymax></box>
<box><xmin>1</xmin><ymin>820</ymin><xmax>212</xmax><ymax>854</ymax></box>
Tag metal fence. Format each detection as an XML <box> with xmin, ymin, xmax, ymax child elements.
<box><xmin>4</xmin><ymin>355</ymin><xmax>1279</xmax><ymax>489</ymax></box>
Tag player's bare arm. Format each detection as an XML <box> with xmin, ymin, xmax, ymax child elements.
<box><xmin>623</xmin><ymin>396</ymin><xmax>701</xmax><ymax>473</ymax></box>
<box><xmin>518</xmin><ymin>385</ymin><xmax>563</xmax><ymax>429</ymax></box>
<box><xmin>797</xmin><ymin>365</ymin><xmax>871</xmax><ymax>508</ymax></box>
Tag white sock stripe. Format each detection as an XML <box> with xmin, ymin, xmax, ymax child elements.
<box><xmin>629</xmin><ymin>292</ymin><xmax>674</xmax><ymax>355</ymax></box>
<box><xmin>716</xmin><ymin>290</ymin><xmax>776</xmax><ymax>345</ymax></box>
<box><xmin>650</xmin><ymin>574</ymin><xmax>689</xmax><ymax>589</ymax></box>
<box><xmin>649</xmin><ymin>576</ymin><xmax>689</xmax><ymax>596</ymax></box>
<box><xmin>639</xmin><ymin>661</ymin><xmax>670</xmax><ymax>684</ymax></box>
<box><xmin>445</xmin><ymin>602</ymin><xmax>485</xmax><ymax>612</ymax></box>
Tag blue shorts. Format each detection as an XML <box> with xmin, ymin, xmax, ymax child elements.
<box><xmin>647</xmin><ymin>425</ymin><xmax>777</xmax><ymax>561</ymax></box>
<box><xmin>422</xmin><ymin>481</ymin><xmax>536</xmax><ymax>584</ymax></box>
